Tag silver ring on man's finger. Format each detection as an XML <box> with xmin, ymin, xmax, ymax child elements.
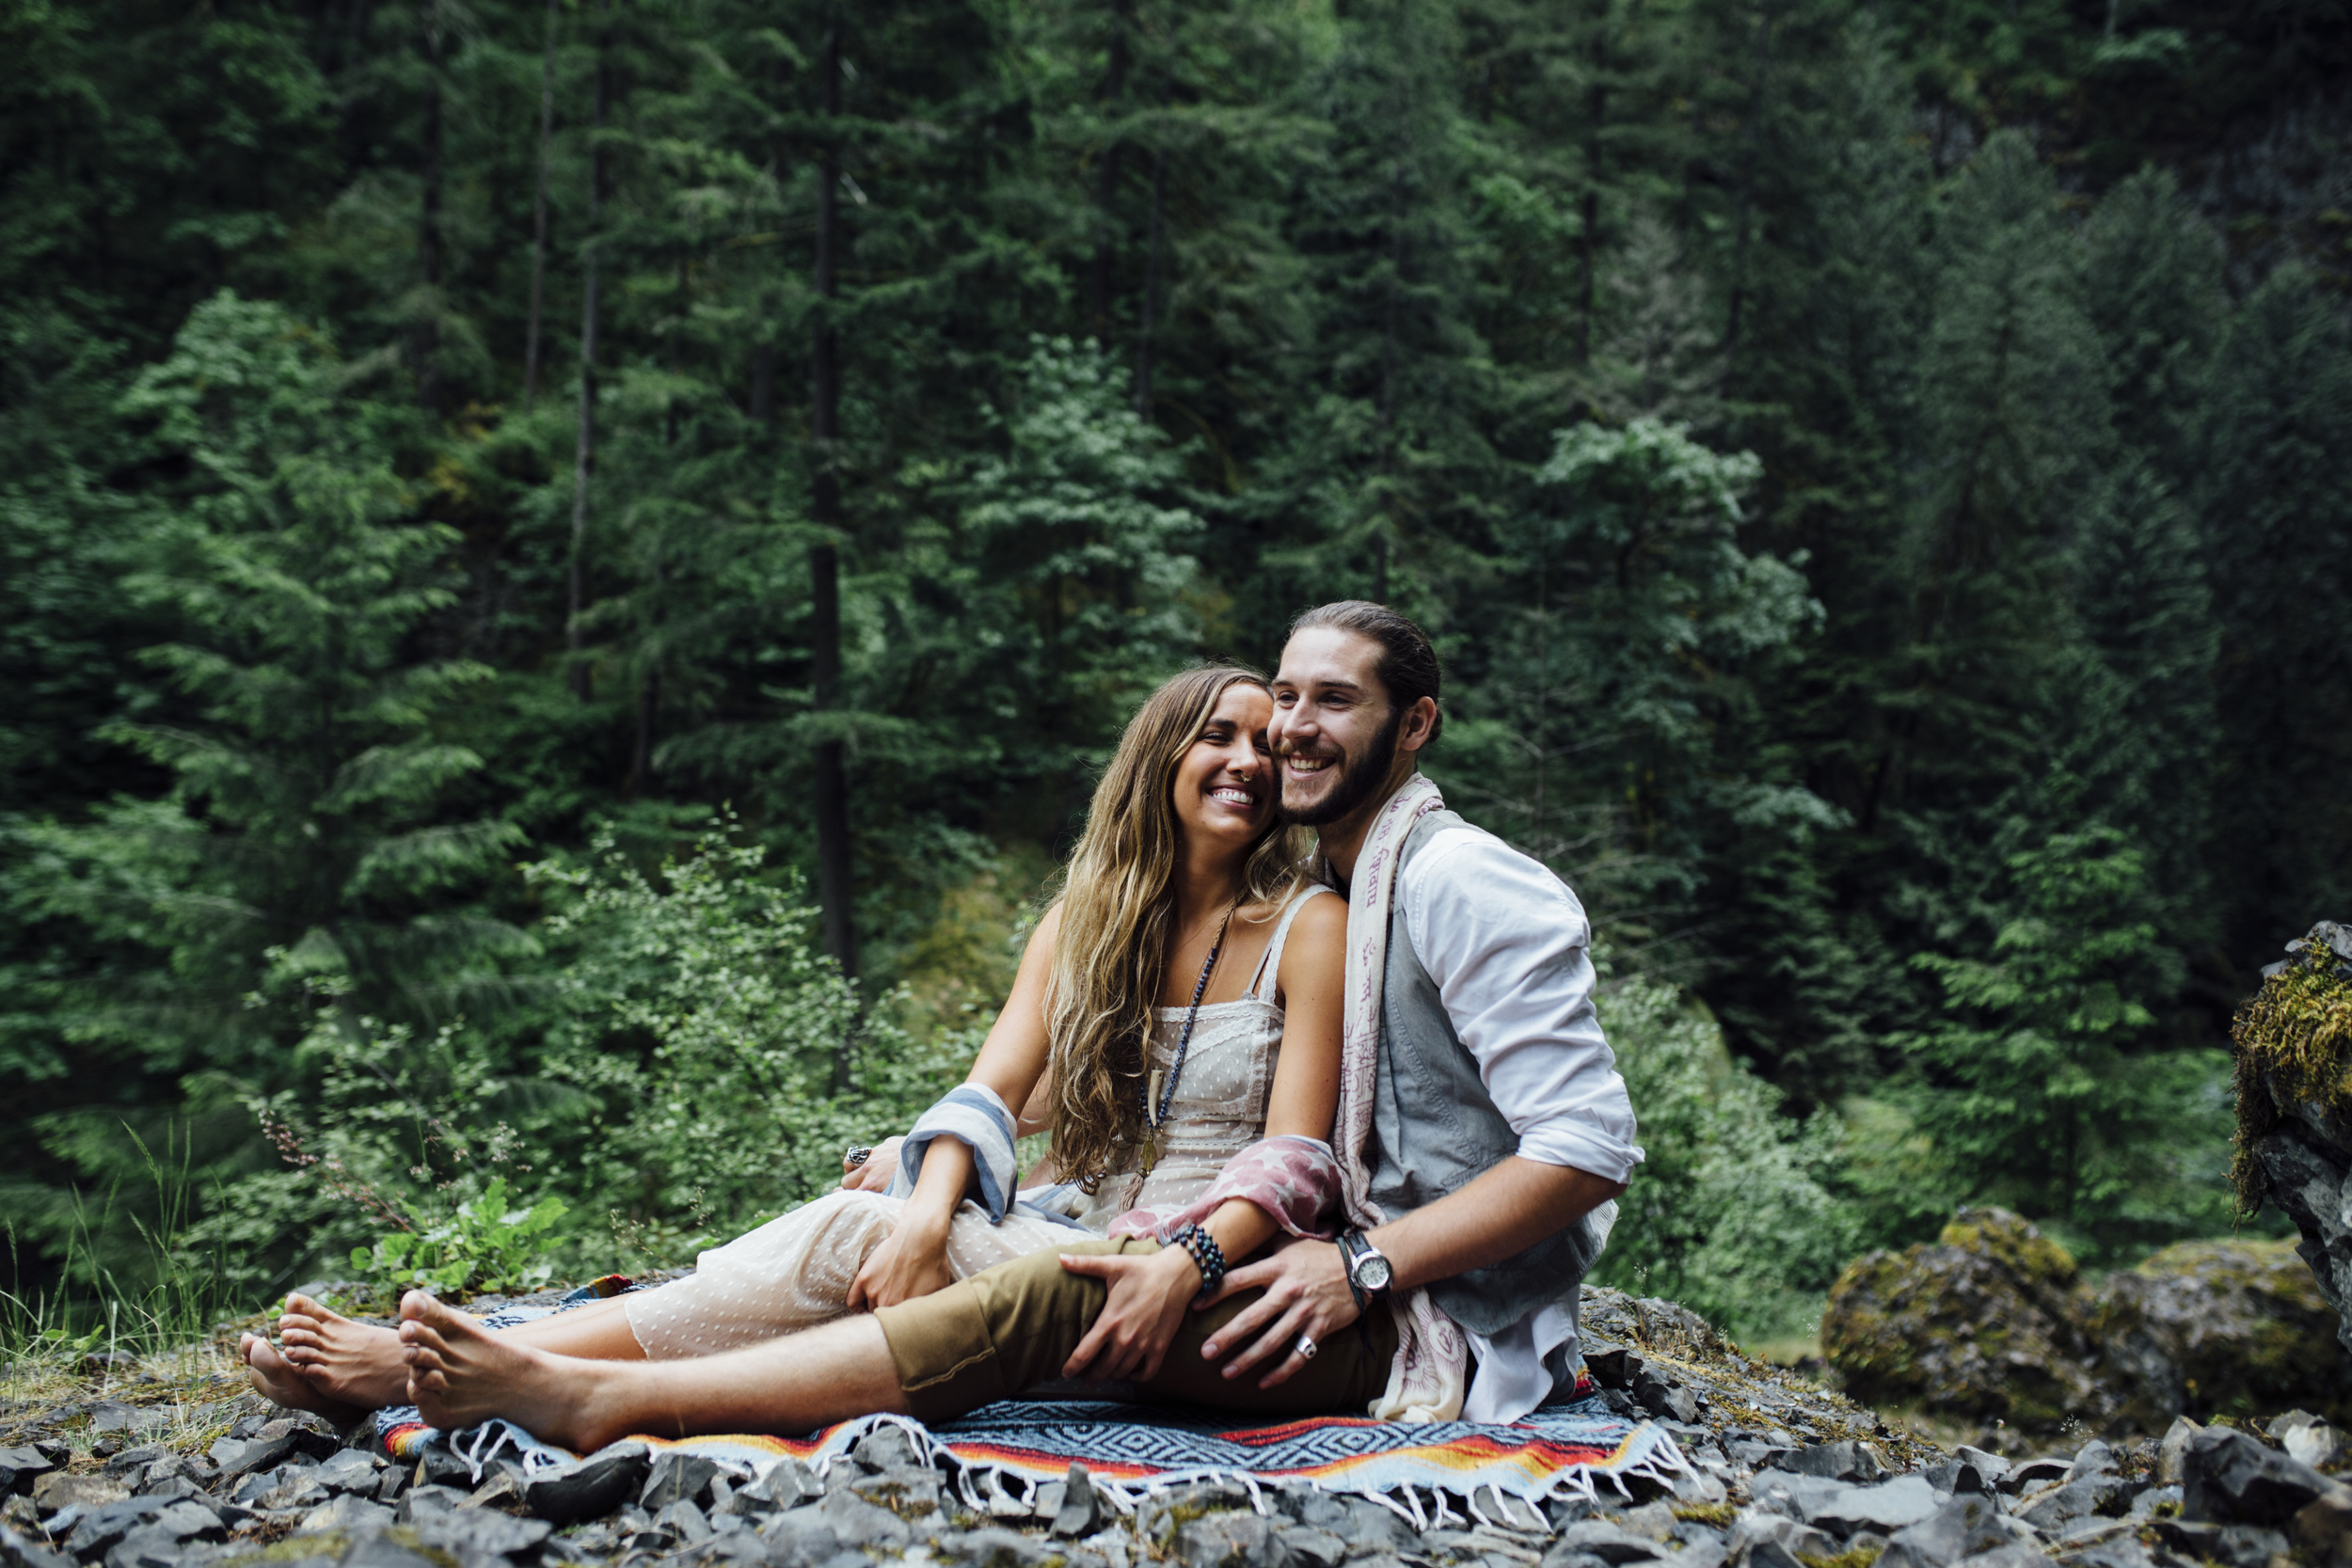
<box><xmin>1296</xmin><ymin>1334</ymin><xmax>1318</xmax><ymax>1361</ymax></box>
<box><xmin>844</xmin><ymin>1146</ymin><xmax>873</xmax><ymax>1170</ymax></box>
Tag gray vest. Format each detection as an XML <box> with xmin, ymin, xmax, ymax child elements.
<box><xmin>1366</xmin><ymin>810</ymin><xmax>1609</xmax><ymax>1338</ymax></box>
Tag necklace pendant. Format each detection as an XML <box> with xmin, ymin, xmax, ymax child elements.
<box><xmin>1139</xmin><ymin>1134</ymin><xmax>1159</xmax><ymax>1174</ymax></box>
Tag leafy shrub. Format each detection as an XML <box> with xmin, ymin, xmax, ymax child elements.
<box><xmin>187</xmin><ymin>816</ymin><xmax>976</xmax><ymax>1300</ymax></box>
<box><xmin>1591</xmin><ymin>974</ymin><xmax>1857</xmax><ymax>1342</ymax></box>
<box><xmin>349</xmin><ymin>1177</ymin><xmax>568</xmax><ymax>1298</ymax></box>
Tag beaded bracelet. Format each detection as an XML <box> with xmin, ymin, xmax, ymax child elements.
<box><xmin>1172</xmin><ymin>1222</ymin><xmax>1227</xmax><ymax>1297</ymax></box>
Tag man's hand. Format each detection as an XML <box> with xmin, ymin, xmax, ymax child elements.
<box><xmin>1200</xmin><ymin>1238</ymin><xmax>1360</xmax><ymax>1389</ymax></box>
<box><xmin>841</xmin><ymin>1136</ymin><xmax>903</xmax><ymax>1194</ymax></box>
<box><xmin>846</xmin><ymin>1215</ymin><xmax>951</xmax><ymax>1310</ymax></box>
<box><xmin>1057</xmin><ymin>1249</ymin><xmax>1201</xmax><ymax>1384</ymax></box>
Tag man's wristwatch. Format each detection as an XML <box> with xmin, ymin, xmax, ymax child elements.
<box><xmin>1338</xmin><ymin>1228</ymin><xmax>1393</xmax><ymax>1307</ymax></box>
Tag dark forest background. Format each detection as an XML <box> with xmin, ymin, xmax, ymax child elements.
<box><xmin>4</xmin><ymin>0</ymin><xmax>2349</xmax><ymax>1342</ymax></box>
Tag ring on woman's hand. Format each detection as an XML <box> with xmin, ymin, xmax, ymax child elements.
<box><xmin>1296</xmin><ymin>1334</ymin><xmax>1319</xmax><ymax>1361</ymax></box>
<box><xmin>843</xmin><ymin>1146</ymin><xmax>873</xmax><ymax>1170</ymax></box>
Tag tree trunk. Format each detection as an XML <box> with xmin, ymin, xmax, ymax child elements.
<box><xmin>1135</xmin><ymin>138</ymin><xmax>1166</xmax><ymax>418</ymax></box>
<box><xmin>567</xmin><ymin>0</ymin><xmax>610</xmax><ymax>700</ymax></box>
<box><xmin>811</xmin><ymin>8</ymin><xmax>858</xmax><ymax>1004</ymax></box>
<box><xmin>523</xmin><ymin>0</ymin><xmax>558</xmax><ymax>409</ymax></box>
<box><xmin>416</xmin><ymin>4</ymin><xmax>445</xmax><ymax>417</ymax></box>
<box><xmin>1088</xmin><ymin>0</ymin><xmax>1131</xmax><ymax>342</ymax></box>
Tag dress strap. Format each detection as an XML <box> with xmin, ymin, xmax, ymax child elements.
<box><xmin>1248</xmin><ymin>884</ymin><xmax>1336</xmax><ymax>1003</ymax></box>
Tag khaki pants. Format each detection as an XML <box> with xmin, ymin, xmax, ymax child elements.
<box><xmin>873</xmin><ymin>1238</ymin><xmax>1397</xmax><ymax>1424</ymax></box>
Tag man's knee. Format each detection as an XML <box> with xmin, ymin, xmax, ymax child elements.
<box><xmin>873</xmin><ymin>1237</ymin><xmax>1138</xmax><ymax>1423</ymax></box>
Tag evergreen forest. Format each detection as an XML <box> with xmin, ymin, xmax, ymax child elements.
<box><xmin>5</xmin><ymin>0</ymin><xmax>2349</xmax><ymax>1346</ymax></box>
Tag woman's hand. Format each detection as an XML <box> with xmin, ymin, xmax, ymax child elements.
<box><xmin>1055</xmin><ymin>1247</ymin><xmax>1204</xmax><ymax>1385</ymax></box>
<box><xmin>840</xmin><ymin>1136</ymin><xmax>903</xmax><ymax>1193</ymax></box>
<box><xmin>846</xmin><ymin>1213</ymin><xmax>953</xmax><ymax>1311</ymax></box>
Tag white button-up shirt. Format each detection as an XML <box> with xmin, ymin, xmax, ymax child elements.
<box><xmin>1392</xmin><ymin>821</ymin><xmax>1643</xmax><ymax>1422</ymax></box>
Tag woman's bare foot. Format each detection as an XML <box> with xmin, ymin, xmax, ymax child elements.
<box><xmin>276</xmin><ymin>1293</ymin><xmax>409</xmax><ymax>1408</ymax></box>
<box><xmin>240</xmin><ymin>1332</ymin><xmax>365</xmax><ymax>1428</ymax></box>
<box><xmin>398</xmin><ymin>1292</ymin><xmax>624</xmax><ymax>1452</ymax></box>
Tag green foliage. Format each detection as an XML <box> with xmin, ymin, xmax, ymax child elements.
<box><xmin>1590</xmin><ymin>975</ymin><xmax>1857</xmax><ymax>1342</ymax></box>
<box><xmin>351</xmin><ymin>1177</ymin><xmax>569</xmax><ymax>1298</ymax></box>
<box><xmin>1899</xmin><ymin>828</ymin><xmax>2234</xmax><ymax>1262</ymax></box>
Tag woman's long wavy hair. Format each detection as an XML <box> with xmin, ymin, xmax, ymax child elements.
<box><xmin>1045</xmin><ymin>665</ymin><xmax>1307</xmax><ymax>1191</ymax></box>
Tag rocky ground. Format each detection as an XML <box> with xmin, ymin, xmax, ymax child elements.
<box><xmin>2</xmin><ymin>1285</ymin><xmax>2345</xmax><ymax>1568</ymax></box>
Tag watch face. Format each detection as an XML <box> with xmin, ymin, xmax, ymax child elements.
<box><xmin>1358</xmin><ymin>1254</ymin><xmax>1393</xmax><ymax>1291</ymax></box>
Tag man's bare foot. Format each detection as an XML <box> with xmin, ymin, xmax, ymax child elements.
<box><xmin>398</xmin><ymin>1292</ymin><xmax>623</xmax><ymax>1452</ymax></box>
<box><xmin>240</xmin><ymin>1332</ymin><xmax>365</xmax><ymax>1428</ymax></box>
<box><xmin>277</xmin><ymin>1293</ymin><xmax>408</xmax><ymax>1408</ymax></box>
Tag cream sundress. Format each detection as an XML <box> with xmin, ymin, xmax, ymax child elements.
<box><xmin>625</xmin><ymin>885</ymin><xmax>1334</xmax><ymax>1360</ymax></box>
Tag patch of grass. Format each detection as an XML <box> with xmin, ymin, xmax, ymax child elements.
<box><xmin>1673</xmin><ymin>1501</ymin><xmax>1739</xmax><ymax>1528</ymax></box>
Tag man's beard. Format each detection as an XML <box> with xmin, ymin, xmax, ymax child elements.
<box><xmin>1281</xmin><ymin>705</ymin><xmax>1406</xmax><ymax>828</ymax></box>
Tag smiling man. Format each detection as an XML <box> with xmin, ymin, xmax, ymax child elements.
<box><xmin>1197</xmin><ymin>600</ymin><xmax>1644</xmax><ymax>1422</ymax></box>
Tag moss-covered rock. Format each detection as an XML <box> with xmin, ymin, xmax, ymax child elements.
<box><xmin>2089</xmin><ymin>1237</ymin><xmax>2352</xmax><ymax>1430</ymax></box>
<box><xmin>2232</xmin><ymin>920</ymin><xmax>2352</xmax><ymax>1358</ymax></box>
<box><xmin>1821</xmin><ymin>1207</ymin><xmax>2106</xmax><ymax>1432</ymax></box>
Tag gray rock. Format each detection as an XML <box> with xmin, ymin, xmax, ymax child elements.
<box><xmin>757</xmin><ymin>1506</ymin><xmax>843</xmax><ymax>1568</ymax></box>
<box><xmin>657</xmin><ymin>1497</ymin><xmax>714</xmax><ymax>1545</ymax></box>
<box><xmin>1634</xmin><ymin>1369</ymin><xmax>1700</xmax><ymax>1425</ymax></box>
<box><xmin>2156</xmin><ymin>1418</ymin><xmax>2200</xmax><ymax>1487</ymax></box>
<box><xmin>101</xmin><ymin>1446</ymin><xmax>168</xmax><ymax>1480</ymax></box>
<box><xmin>2068</xmin><ymin>1442</ymin><xmax>2117</xmax><ymax>1481</ymax></box>
<box><xmin>2017</xmin><ymin>1477</ymin><xmax>2133</xmax><ymax>1530</ymax></box>
<box><xmin>640</xmin><ymin>1449</ymin><xmax>721</xmax><ymax>1512</ymax></box>
<box><xmin>457</xmin><ymin>1470</ymin><xmax>525</xmax><ymax>1513</ymax></box>
<box><xmin>1140</xmin><ymin>1483</ymin><xmax>1257</xmax><ymax>1549</ymax></box>
<box><xmin>521</xmin><ymin>1442</ymin><xmax>650</xmax><ymax>1525</ymax></box>
<box><xmin>814</xmin><ymin>1486</ymin><xmax>912</xmax><ymax>1550</ymax></box>
<box><xmin>0</xmin><ymin>1522</ymin><xmax>71</xmax><ymax>1568</ymax></box>
<box><xmin>1537</xmin><ymin>1551</ymin><xmax>1613</xmax><ymax>1568</ymax></box>
<box><xmin>850</xmin><ymin>1425</ymin><xmax>930</xmax><ymax>1476</ymax></box>
<box><xmin>1994</xmin><ymin>1458</ymin><xmax>2070</xmax><ymax>1496</ymax></box>
<box><xmin>297</xmin><ymin>1493</ymin><xmax>393</xmax><ymax>1534</ymax></box>
<box><xmin>1876</xmin><ymin>1495</ymin><xmax>2037</xmax><ymax>1568</ymax></box>
<box><xmin>1769</xmin><ymin>1443</ymin><xmax>1888</xmax><ymax>1485</ymax></box>
<box><xmin>1799</xmin><ymin>1476</ymin><xmax>1941</xmax><ymax>1536</ymax></box>
<box><xmin>942</xmin><ymin>1527</ymin><xmax>1070</xmax><ymax>1568</ymax></box>
<box><xmin>1280</xmin><ymin>1525</ymin><xmax>1349</xmax><ymax>1568</ymax></box>
<box><xmin>66</xmin><ymin>1497</ymin><xmax>167</xmax><ymax>1557</ymax></box>
<box><xmin>215</xmin><ymin>1433</ymin><xmax>299</xmax><ymax>1486</ymax></box>
<box><xmin>373</xmin><ymin>1465</ymin><xmax>408</xmax><ymax>1505</ymax></box>
<box><xmin>409</xmin><ymin>1506</ymin><xmax>556</xmax><ymax>1560</ymax></box>
<box><xmin>1343</xmin><ymin>1498</ymin><xmax>1421</xmax><ymax>1557</ymax></box>
<box><xmin>1177</xmin><ymin>1509</ymin><xmax>1289</xmax><ymax>1568</ymax></box>
<box><xmin>2127</xmin><ymin>1485</ymin><xmax>2182</xmax><ymax>1522</ymax></box>
<box><xmin>1945</xmin><ymin>1549</ymin><xmax>2046</xmax><ymax>1568</ymax></box>
<box><xmin>1585</xmin><ymin>1347</ymin><xmax>1645</xmax><ymax>1389</ymax></box>
<box><xmin>740</xmin><ymin>1460</ymin><xmax>821</xmax><ymax>1513</ymax></box>
<box><xmin>2290</xmin><ymin>1424</ymin><xmax>2347</xmax><ymax>1470</ymax></box>
<box><xmin>1954</xmin><ymin>1449</ymin><xmax>2011</xmax><ymax>1485</ymax></box>
<box><xmin>1052</xmin><ymin>1463</ymin><xmax>1103</xmax><ymax>1538</ymax></box>
<box><xmin>1270</xmin><ymin>1489</ymin><xmax>1350</xmax><ymax>1532</ymax></box>
<box><xmin>2183</xmin><ymin>1425</ymin><xmax>2343</xmax><ymax>1525</ymax></box>
<box><xmin>2155</xmin><ymin>1517</ymin><xmax>2291</xmax><ymax>1568</ymax></box>
<box><xmin>1554</xmin><ymin>1520</ymin><xmax>1670</xmax><ymax>1564</ymax></box>
<box><xmin>255</xmin><ymin>1415</ymin><xmax>342</xmax><ymax>1462</ymax></box>
<box><xmin>1728</xmin><ymin>1512</ymin><xmax>1838</xmax><ymax>1568</ymax></box>
<box><xmin>340</xmin><ymin>1537</ymin><xmax>442</xmax><ymax>1568</ymax></box>
<box><xmin>850</xmin><ymin>1469</ymin><xmax>941</xmax><ymax>1517</ymax></box>
<box><xmin>411</xmin><ymin>1446</ymin><xmax>472</xmax><ymax>1491</ymax></box>
<box><xmin>310</xmin><ymin>1449</ymin><xmax>387</xmax><ymax>1496</ymax></box>
<box><xmin>202</xmin><ymin>1439</ymin><xmax>246</xmax><ymax>1469</ymax></box>
<box><xmin>394</xmin><ymin>1483</ymin><xmax>465</xmax><ymax>1523</ymax></box>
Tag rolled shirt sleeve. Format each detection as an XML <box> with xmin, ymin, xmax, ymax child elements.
<box><xmin>1396</xmin><ymin>828</ymin><xmax>1644</xmax><ymax>1184</ymax></box>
